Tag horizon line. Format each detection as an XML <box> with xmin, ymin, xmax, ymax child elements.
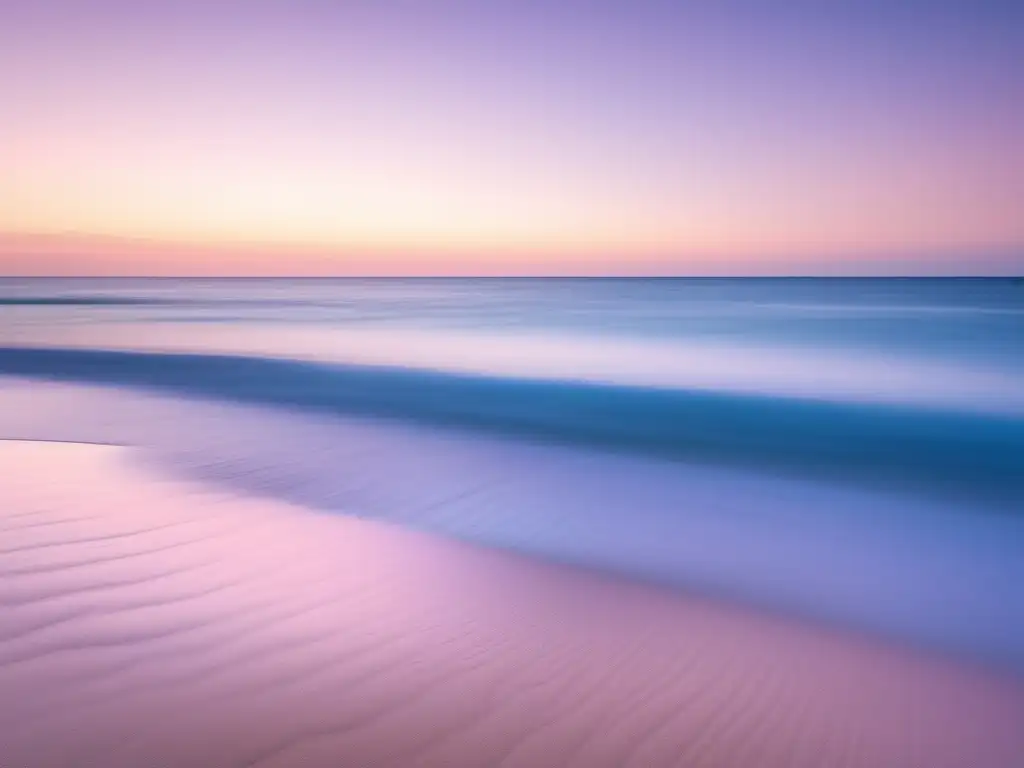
<box><xmin>2</xmin><ymin>274</ymin><xmax>1021</xmax><ymax>280</ymax></box>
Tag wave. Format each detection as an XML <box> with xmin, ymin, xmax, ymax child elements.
<box><xmin>1</xmin><ymin>345</ymin><xmax>1021</xmax><ymax>506</ymax></box>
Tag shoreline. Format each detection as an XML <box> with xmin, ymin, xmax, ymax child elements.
<box><xmin>2</xmin><ymin>439</ymin><xmax>1022</xmax><ymax>767</ymax></box>
<box><xmin>3</xmin><ymin>375</ymin><xmax>1022</xmax><ymax>672</ymax></box>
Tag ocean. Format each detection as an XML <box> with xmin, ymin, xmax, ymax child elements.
<box><xmin>1</xmin><ymin>276</ymin><xmax>1022</xmax><ymax>669</ymax></box>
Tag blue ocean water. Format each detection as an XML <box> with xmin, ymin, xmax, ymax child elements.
<box><xmin>1</xmin><ymin>277</ymin><xmax>1022</xmax><ymax>668</ymax></box>
<box><xmin>1</xmin><ymin>277</ymin><xmax>1022</xmax><ymax>500</ymax></box>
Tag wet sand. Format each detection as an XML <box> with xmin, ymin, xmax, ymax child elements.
<box><xmin>1</xmin><ymin>439</ymin><xmax>1022</xmax><ymax>767</ymax></box>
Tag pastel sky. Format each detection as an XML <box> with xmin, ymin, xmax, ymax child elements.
<box><xmin>1</xmin><ymin>0</ymin><xmax>1021</xmax><ymax>275</ymax></box>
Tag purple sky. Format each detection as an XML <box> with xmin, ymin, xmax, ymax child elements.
<box><xmin>1</xmin><ymin>0</ymin><xmax>1021</xmax><ymax>274</ymax></box>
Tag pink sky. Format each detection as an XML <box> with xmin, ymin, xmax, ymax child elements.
<box><xmin>1</xmin><ymin>1</ymin><xmax>1020</xmax><ymax>275</ymax></box>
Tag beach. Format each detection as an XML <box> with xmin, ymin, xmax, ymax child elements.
<box><xmin>3</xmin><ymin>438</ymin><xmax>1022</xmax><ymax>767</ymax></box>
<box><xmin>4</xmin><ymin>0</ymin><xmax>1021</xmax><ymax>759</ymax></box>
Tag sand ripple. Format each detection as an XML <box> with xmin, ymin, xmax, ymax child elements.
<box><xmin>1</xmin><ymin>439</ymin><xmax>1022</xmax><ymax>767</ymax></box>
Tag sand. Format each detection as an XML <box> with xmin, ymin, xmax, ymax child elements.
<box><xmin>1</xmin><ymin>439</ymin><xmax>1022</xmax><ymax>768</ymax></box>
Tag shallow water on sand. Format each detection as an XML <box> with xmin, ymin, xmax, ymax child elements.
<box><xmin>1</xmin><ymin>277</ymin><xmax>1022</xmax><ymax>670</ymax></box>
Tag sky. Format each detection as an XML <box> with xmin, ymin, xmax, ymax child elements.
<box><xmin>1</xmin><ymin>0</ymin><xmax>1021</xmax><ymax>275</ymax></box>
